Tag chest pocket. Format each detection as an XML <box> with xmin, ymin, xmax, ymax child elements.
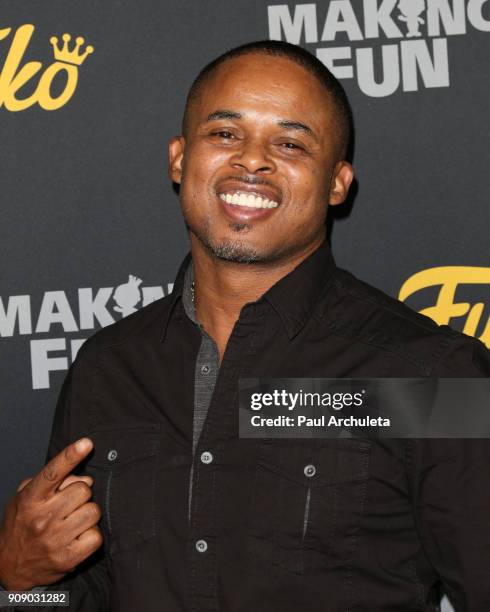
<box><xmin>248</xmin><ymin>438</ymin><xmax>370</xmax><ymax>575</ymax></box>
<box><xmin>83</xmin><ymin>423</ymin><xmax>160</xmax><ymax>556</ymax></box>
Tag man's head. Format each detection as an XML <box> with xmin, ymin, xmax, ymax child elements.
<box><xmin>169</xmin><ymin>40</ymin><xmax>354</xmax><ymax>265</ymax></box>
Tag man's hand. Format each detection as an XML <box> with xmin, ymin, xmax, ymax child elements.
<box><xmin>0</xmin><ymin>438</ymin><xmax>103</xmax><ymax>591</ymax></box>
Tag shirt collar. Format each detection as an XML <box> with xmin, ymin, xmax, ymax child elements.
<box><xmin>160</xmin><ymin>240</ymin><xmax>336</xmax><ymax>342</ymax></box>
<box><xmin>260</xmin><ymin>240</ymin><xmax>336</xmax><ymax>339</ymax></box>
<box><xmin>160</xmin><ymin>252</ymin><xmax>191</xmax><ymax>341</ymax></box>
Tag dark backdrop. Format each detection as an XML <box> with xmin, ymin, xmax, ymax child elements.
<box><xmin>1</xmin><ymin>4</ymin><xmax>489</xmax><ymax>609</ymax></box>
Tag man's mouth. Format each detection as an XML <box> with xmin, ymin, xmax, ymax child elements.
<box><xmin>218</xmin><ymin>191</ymin><xmax>279</xmax><ymax>209</ymax></box>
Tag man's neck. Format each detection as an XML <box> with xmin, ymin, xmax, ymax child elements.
<box><xmin>189</xmin><ymin>235</ymin><xmax>325</xmax><ymax>361</ymax></box>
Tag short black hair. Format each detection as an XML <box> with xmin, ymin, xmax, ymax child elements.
<box><xmin>182</xmin><ymin>40</ymin><xmax>353</xmax><ymax>159</ymax></box>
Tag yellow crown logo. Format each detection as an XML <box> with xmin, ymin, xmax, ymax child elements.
<box><xmin>50</xmin><ymin>33</ymin><xmax>94</xmax><ymax>66</ymax></box>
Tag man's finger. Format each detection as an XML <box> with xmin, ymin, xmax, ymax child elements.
<box><xmin>63</xmin><ymin>502</ymin><xmax>101</xmax><ymax>541</ymax></box>
<box><xmin>27</xmin><ymin>438</ymin><xmax>93</xmax><ymax>498</ymax></box>
<box><xmin>16</xmin><ymin>477</ymin><xmax>33</xmax><ymax>492</ymax></box>
<box><xmin>51</xmin><ymin>481</ymin><xmax>94</xmax><ymax>519</ymax></box>
<box><xmin>58</xmin><ymin>475</ymin><xmax>94</xmax><ymax>491</ymax></box>
<box><xmin>16</xmin><ymin>470</ymin><xmax>93</xmax><ymax>495</ymax></box>
<box><xmin>67</xmin><ymin>526</ymin><xmax>104</xmax><ymax>567</ymax></box>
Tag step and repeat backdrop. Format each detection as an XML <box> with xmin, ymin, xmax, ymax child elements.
<box><xmin>1</xmin><ymin>2</ymin><xmax>489</xmax><ymax>609</ymax></box>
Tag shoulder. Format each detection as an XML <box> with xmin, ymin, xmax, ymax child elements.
<box><xmin>318</xmin><ymin>267</ymin><xmax>489</xmax><ymax>376</ymax></box>
<box><xmin>73</xmin><ymin>294</ymin><xmax>175</xmax><ymax>365</ymax></box>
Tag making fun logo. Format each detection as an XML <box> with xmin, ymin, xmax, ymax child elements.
<box><xmin>267</xmin><ymin>0</ymin><xmax>490</xmax><ymax>96</ymax></box>
<box><xmin>0</xmin><ymin>276</ymin><xmax>173</xmax><ymax>390</ymax></box>
<box><xmin>0</xmin><ymin>24</ymin><xmax>94</xmax><ymax>111</ymax></box>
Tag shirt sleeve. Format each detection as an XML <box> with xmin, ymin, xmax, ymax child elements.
<box><xmin>9</xmin><ymin>342</ymin><xmax>111</xmax><ymax>612</ymax></box>
<box><xmin>410</xmin><ymin>334</ymin><xmax>490</xmax><ymax>612</ymax></box>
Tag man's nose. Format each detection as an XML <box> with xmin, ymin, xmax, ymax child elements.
<box><xmin>230</xmin><ymin>139</ymin><xmax>276</xmax><ymax>174</ymax></box>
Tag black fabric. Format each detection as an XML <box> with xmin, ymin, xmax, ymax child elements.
<box><xmin>29</xmin><ymin>241</ymin><xmax>490</xmax><ymax>611</ymax></box>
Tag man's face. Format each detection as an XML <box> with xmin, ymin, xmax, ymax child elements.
<box><xmin>169</xmin><ymin>54</ymin><xmax>353</xmax><ymax>264</ymax></box>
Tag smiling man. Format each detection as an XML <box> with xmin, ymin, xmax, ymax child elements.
<box><xmin>0</xmin><ymin>41</ymin><xmax>489</xmax><ymax>612</ymax></box>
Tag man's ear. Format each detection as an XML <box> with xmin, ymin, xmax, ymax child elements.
<box><xmin>328</xmin><ymin>161</ymin><xmax>354</xmax><ymax>206</ymax></box>
<box><xmin>168</xmin><ymin>136</ymin><xmax>185</xmax><ymax>184</ymax></box>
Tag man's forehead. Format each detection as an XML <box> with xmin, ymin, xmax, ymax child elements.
<box><xmin>194</xmin><ymin>54</ymin><xmax>333</xmax><ymax>122</ymax></box>
<box><xmin>203</xmin><ymin>52</ymin><xmax>319</xmax><ymax>92</ymax></box>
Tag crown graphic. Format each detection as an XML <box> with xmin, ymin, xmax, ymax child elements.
<box><xmin>50</xmin><ymin>33</ymin><xmax>94</xmax><ymax>66</ymax></box>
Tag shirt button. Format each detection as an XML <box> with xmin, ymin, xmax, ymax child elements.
<box><xmin>195</xmin><ymin>539</ymin><xmax>208</xmax><ymax>553</ymax></box>
<box><xmin>201</xmin><ymin>364</ymin><xmax>211</xmax><ymax>375</ymax></box>
<box><xmin>200</xmin><ymin>451</ymin><xmax>213</xmax><ymax>464</ymax></box>
<box><xmin>107</xmin><ymin>449</ymin><xmax>118</xmax><ymax>461</ymax></box>
<box><xmin>304</xmin><ymin>464</ymin><xmax>316</xmax><ymax>478</ymax></box>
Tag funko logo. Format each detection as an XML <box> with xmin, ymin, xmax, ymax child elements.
<box><xmin>0</xmin><ymin>24</ymin><xmax>94</xmax><ymax>112</ymax></box>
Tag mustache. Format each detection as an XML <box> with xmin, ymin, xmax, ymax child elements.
<box><xmin>224</xmin><ymin>175</ymin><xmax>276</xmax><ymax>188</ymax></box>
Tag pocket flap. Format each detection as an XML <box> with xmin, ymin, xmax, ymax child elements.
<box><xmin>86</xmin><ymin>423</ymin><xmax>160</xmax><ymax>468</ymax></box>
<box><xmin>258</xmin><ymin>439</ymin><xmax>370</xmax><ymax>487</ymax></box>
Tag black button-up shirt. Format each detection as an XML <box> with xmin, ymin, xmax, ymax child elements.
<box><xmin>41</xmin><ymin>242</ymin><xmax>489</xmax><ymax>612</ymax></box>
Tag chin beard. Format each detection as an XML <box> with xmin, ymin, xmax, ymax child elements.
<box><xmin>186</xmin><ymin>216</ymin><xmax>314</xmax><ymax>265</ymax></box>
<box><xmin>199</xmin><ymin>232</ymin><xmax>263</xmax><ymax>264</ymax></box>
<box><xmin>186</xmin><ymin>218</ymin><xmax>266</xmax><ymax>264</ymax></box>
<box><xmin>211</xmin><ymin>240</ymin><xmax>261</xmax><ymax>264</ymax></box>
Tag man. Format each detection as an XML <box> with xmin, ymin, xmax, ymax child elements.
<box><xmin>0</xmin><ymin>40</ymin><xmax>489</xmax><ymax>611</ymax></box>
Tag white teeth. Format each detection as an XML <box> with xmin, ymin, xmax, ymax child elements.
<box><xmin>218</xmin><ymin>192</ymin><xmax>279</xmax><ymax>209</ymax></box>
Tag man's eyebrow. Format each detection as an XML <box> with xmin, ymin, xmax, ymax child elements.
<box><xmin>206</xmin><ymin>110</ymin><xmax>242</xmax><ymax>122</ymax></box>
<box><xmin>204</xmin><ymin>112</ymin><xmax>318</xmax><ymax>141</ymax></box>
<box><xmin>277</xmin><ymin>119</ymin><xmax>317</xmax><ymax>140</ymax></box>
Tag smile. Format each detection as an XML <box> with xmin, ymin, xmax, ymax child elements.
<box><xmin>218</xmin><ymin>191</ymin><xmax>279</xmax><ymax>209</ymax></box>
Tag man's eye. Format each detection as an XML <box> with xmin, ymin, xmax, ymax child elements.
<box><xmin>212</xmin><ymin>130</ymin><xmax>235</xmax><ymax>139</ymax></box>
<box><xmin>281</xmin><ymin>142</ymin><xmax>305</xmax><ymax>152</ymax></box>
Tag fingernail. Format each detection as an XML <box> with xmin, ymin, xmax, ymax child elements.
<box><xmin>76</xmin><ymin>438</ymin><xmax>91</xmax><ymax>452</ymax></box>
